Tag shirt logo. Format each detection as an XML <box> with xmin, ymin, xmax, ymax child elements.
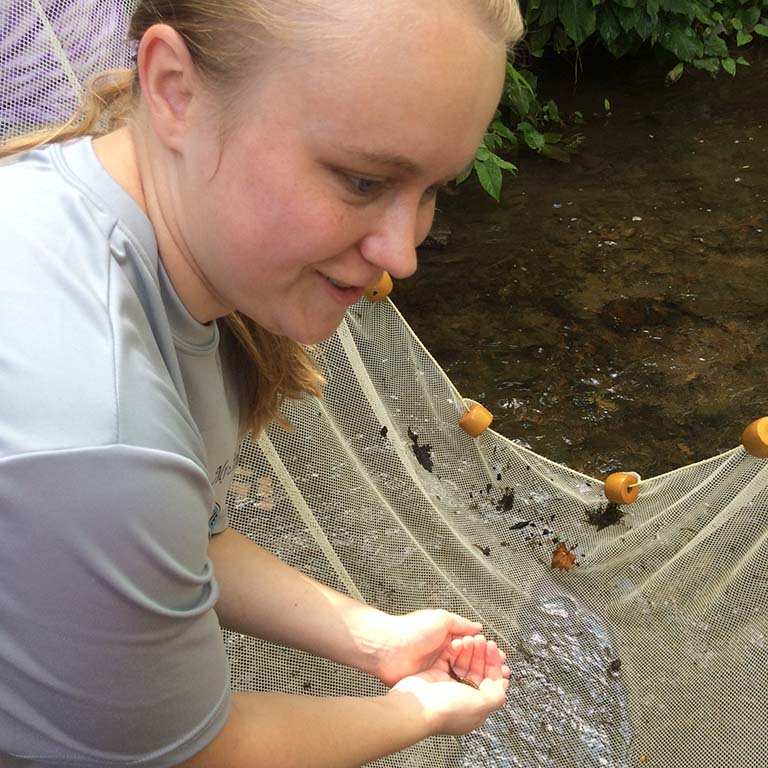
<box><xmin>208</xmin><ymin>502</ymin><xmax>221</xmax><ymax>536</ymax></box>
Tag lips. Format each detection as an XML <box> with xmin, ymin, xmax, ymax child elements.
<box><xmin>327</xmin><ymin>276</ymin><xmax>355</xmax><ymax>289</ymax></box>
<box><xmin>320</xmin><ymin>273</ymin><xmax>366</xmax><ymax>306</ymax></box>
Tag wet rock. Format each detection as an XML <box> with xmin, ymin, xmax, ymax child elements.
<box><xmin>421</xmin><ymin>222</ymin><xmax>452</xmax><ymax>250</ymax></box>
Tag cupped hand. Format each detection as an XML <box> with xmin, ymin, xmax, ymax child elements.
<box><xmin>372</xmin><ymin>609</ymin><xmax>508</xmax><ymax>688</ymax></box>
<box><xmin>387</xmin><ymin>633</ymin><xmax>510</xmax><ymax>736</ymax></box>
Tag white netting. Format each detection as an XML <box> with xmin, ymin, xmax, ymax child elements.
<box><xmin>225</xmin><ymin>299</ymin><xmax>768</xmax><ymax>767</ymax></box>
<box><xmin>2</xmin><ymin>4</ymin><xmax>767</xmax><ymax>766</ymax></box>
<box><xmin>0</xmin><ymin>1</ymin><xmax>136</xmax><ymax>141</ymax></box>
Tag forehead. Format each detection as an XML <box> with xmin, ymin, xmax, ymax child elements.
<box><xmin>233</xmin><ymin>4</ymin><xmax>505</xmax><ymax>168</ymax></box>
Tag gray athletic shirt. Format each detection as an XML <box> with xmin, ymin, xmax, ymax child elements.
<box><xmin>0</xmin><ymin>138</ymin><xmax>239</xmax><ymax>766</ymax></box>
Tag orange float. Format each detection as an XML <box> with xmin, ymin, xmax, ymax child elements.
<box><xmin>741</xmin><ymin>417</ymin><xmax>768</xmax><ymax>458</ymax></box>
<box><xmin>603</xmin><ymin>472</ymin><xmax>641</xmax><ymax>505</ymax></box>
<box><xmin>459</xmin><ymin>402</ymin><xmax>493</xmax><ymax>437</ymax></box>
<box><xmin>364</xmin><ymin>272</ymin><xmax>393</xmax><ymax>302</ymax></box>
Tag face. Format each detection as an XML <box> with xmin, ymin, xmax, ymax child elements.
<box><xmin>163</xmin><ymin>2</ymin><xmax>506</xmax><ymax>344</ymax></box>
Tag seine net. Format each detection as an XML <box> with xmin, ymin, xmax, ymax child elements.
<box><xmin>2</xmin><ymin>3</ymin><xmax>766</xmax><ymax>767</ymax></box>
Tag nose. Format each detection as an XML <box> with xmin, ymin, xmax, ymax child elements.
<box><xmin>358</xmin><ymin>198</ymin><xmax>434</xmax><ymax>280</ymax></box>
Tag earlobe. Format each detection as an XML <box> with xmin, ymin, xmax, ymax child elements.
<box><xmin>136</xmin><ymin>24</ymin><xmax>197</xmax><ymax>148</ymax></box>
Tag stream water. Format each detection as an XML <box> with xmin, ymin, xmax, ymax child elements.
<box><xmin>396</xmin><ymin>45</ymin><xmax>768</xmax><ymax>479</ymax></box>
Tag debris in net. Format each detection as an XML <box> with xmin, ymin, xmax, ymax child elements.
<box><xmin>407</xmin><ymin>426</ymin><xmax>434</xmax><ymax>472</ymax></box>
<box><xmin>585</xmin><ymin>501</ymin><xmax>625</xmax><ymax>530</ymax></box>
<box><xmin>607</xmin><ymin>658</ymin><xmax>622</xmax><ymax>678</ymax></box>
<box><xmin>473</xmin><ymin>544</ymin><xmax>491</xmax><ymax>556</ymax></box>
<box><xmin>496</xmin><ymin>487</ymin><xmax>516</xmax><ymax>512</ymax></box>
<box><xmin>380</xmin><ymin>425</ymin><xmax>388</xmax><ymax>438</ymax></box>
<box><xmin>551</xmin><ymin>542</ymin><xmax>578</xmax><ymax>570</ymax></box>
<box><xmin>510</xmin><ymin>520</ymin><xmax>530</xmax><ymax>531</ymax></box>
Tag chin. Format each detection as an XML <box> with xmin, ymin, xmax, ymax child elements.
<box><xmin>290</xmin><ymin>325</ymin><xmax>341</xmax><ymax>346</ymax></box>
<box><xmin>243</xmin><ymin>306</ymin><xmax>346</xmax><ymax>346</ymax></box>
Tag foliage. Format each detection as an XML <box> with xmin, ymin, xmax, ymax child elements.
<box><xmin>464</xmin><ymin>0</ymin><xmax>767</xmax><ymax>200</ymax></box>
<box><xmin>525</xmin><ymin>0</ymin><xmax>767</xmax><ymax>81</ymax></box>
<box><xmin>459</xmin><ymin>63</ymin><xmax>585</xmax><ymax>200</ymax></box>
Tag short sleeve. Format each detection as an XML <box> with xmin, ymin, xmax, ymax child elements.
<box><xmin>0</xmin><ymin>445</ymin><xmax>231</xmax><ymax>766</ymax></box>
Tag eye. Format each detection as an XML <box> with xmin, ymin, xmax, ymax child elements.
<box><xmin>338</xmin><ymin>171</ymin><xmax>386</xmax><ymax>197</ymax></box>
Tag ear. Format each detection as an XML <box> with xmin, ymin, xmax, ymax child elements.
<box><xmin>136</xmin><ymin>24</ymin><xmax>201</xmax><ymax>150</ymax></box>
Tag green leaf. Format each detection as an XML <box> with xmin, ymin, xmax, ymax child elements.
<box><xmin>755</xmin><ymin>24</ymin><xmax>768</xmax><ymax>37</ymax></box>
<box><xmin>455</xmin><ymin>166</ymin><xmax>473</xmax><ymax>185</ymax></box>
<box><xmin>517</xmin><ymin>122</ymin><xmax>546</xmax><ymax>150</ymax></box>
<box><xmin>524</xmin><ymin>23</ymin><xmax>553</xmax><ymax>57</ymax></box>
<box><xmin>483</xmin><ymin>132</ymin><xmax>503</xmax><ymax>150</ymax></box>
<box><xmin>633</xmin><ymin>10</ymin><xmax>654</xmax><ymax>39</ymax></box>
<box><xmin>506</xmin><ymin>63</ymin><xmax>536</xmax><ymax>94</ymax></box>
<box><xmin>693</xmin><ymin>7</ymin><xmax>714</xmax><ymax>26</ymax></box>
<box><xmin>722</xmin><ymin>57</ymin><xmax>737</xmax><ymax>76</ymax></box>
<box><xmin>538</xmin><ymin>0</ymin><xmax>560</xmax><ymax>26</ymax></box>
<box><xmin>494</xmin><ymin>156</ymin><xmax>519</xmax><ymax>173</ymax></box>
<box><xmin>614</xmin><ymin>3</ymin><xmax>643</xmax><ymax>33</ymax></box>
<box><xmin>735</xmin><ymin>7</ymin><xmax>760</xmax><ymax>32</ymax></box>
<box><xmin>543</xmin><ymin>99</ymin><xmax>562</xmax><ymax>123</ymax></box>
<box><xmin>692</xmin><ymin>57</ymin><xmax>719</xmax><ymax>73</ymax></box>
<box><xmin>490</xmin><ymin>119</ymin><xmax>517</xmax><ymax>143</ymax></box>
<box><xmin>604</xmin><ymin>97</ymin><xmax>612</xmax><ymax>112</ymax></box>
<box><xmin>476</xmin><ymin>158</ymin><xmax>503</xmax><ymax>201</ymax></box>
<box><xmin>703</xmin><ymin>34</ymin><xmax>728</xmax><ymax>57</ymax></box>
<box><xmin>730</xmin><ymin>17</ymin><xmax>743</xmax><ymax>31</ymax></box>
<box><xmin>658</xmin><ymin>21</ymin><xmax>704</xmax><ymax>61</ymax></box>
<box><xmin>658</xmin><ymin>0</ymin><xmax>695</xmax><ymax>19</ymax></box>
<box><xmin>737</xmin><ymin>30</ymin><xmax>753</xmax><ymax>45</ymax></box>
<box><xmin>736</xmin><ymin>56</ymin><xmax>750</xmax><ymax>66</ymax></box>
<box><xmin>524</xmin><ymin>133</ymin><xmax>546</xmax><ymax>151</ymax></box>
<box><xmin>597</xmin><ymin>5</ymin><xmax>623</xmax><ymax>43</ymax></box>
<box><xmin>558</xmin><ymin>0</ymin><xmax>597</xmax><ymax>45</ymax></box>
<box><xmin>665</xmin><ymin>61</ymin><xmax>685</xmax><ymax>83</ymax></box>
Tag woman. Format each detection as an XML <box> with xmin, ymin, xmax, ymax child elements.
<box><xmin>0</xmin><ymin>1</ymin><xmax>523</xmax><ymax>765</ymax></box>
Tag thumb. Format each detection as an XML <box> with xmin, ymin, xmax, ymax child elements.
<box><xmin>445</xmin><ymin>612</ymin><xmax>483</xmax><ymax>637</ymax></box>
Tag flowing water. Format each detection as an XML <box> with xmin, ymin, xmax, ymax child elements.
<box><xmin>396</xmin><ymin>47</ymin><xmax>768</xmax><ymax>480</ymax></box>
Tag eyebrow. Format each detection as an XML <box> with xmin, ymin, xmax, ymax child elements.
<box><xmin>332</xmin><ymin>143</ymin><xmax>423</xmax><ymax>176</ymax></box>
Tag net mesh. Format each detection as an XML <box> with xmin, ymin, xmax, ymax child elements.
<box><xmin>2</xmin><ymin>4</ymin><xmax>767</xmax><ymax>766</ymax></box>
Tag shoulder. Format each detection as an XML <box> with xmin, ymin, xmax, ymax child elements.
<box><xmin>0</xmin><ymin>148</ymin><xmax>119</xmax><ymax>455</ymax></box>
<box><xmin>0</xmin><ymin>140</ymin><xmax>202</xmax><ymax>461</ymax></box>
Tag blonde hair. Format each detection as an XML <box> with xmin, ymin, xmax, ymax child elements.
<box><xmin>0</xmin><ymin>0</ymin><xmax>523</xmax><ymax>435</ymax></box>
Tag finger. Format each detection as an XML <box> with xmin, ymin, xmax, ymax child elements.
<box><xmin>467</xmin><ymin>634</ymin><xmax>486</xmax><ymax>683</ymax></box>
<box><xmin>451</xmin><ymin>635</ymin><xmax>478</xmax><ymax>677</ymax></box>
<box><xmin>484</xmin><ymin>640</ymin><xmax>502</xmax><ymax>681</ymax></box>
<box><xmin>445</xmin><ymin>612</ymin><xmax>483</xmax><ymax>637</ymax></box>
<box><xmin>444</xmin><ymin>636</ymin><xmax>463</xmax><ymax>665</ymax></box>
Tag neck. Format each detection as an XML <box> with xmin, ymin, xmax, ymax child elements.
<box><xmin>93</xmin><ymin>124</ymin><xmax>231</xmax><ymax>324</ymax></box>
<box><xmin>92</xmin><ymin>126</ymin><xmax>147</xmax><ymax>212</ymax></box>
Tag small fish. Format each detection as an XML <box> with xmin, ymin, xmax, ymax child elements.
<box><xmin>448</xmin><ymin>663</ymin><xmax>479</xmax><ymax>689</ymax></box>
